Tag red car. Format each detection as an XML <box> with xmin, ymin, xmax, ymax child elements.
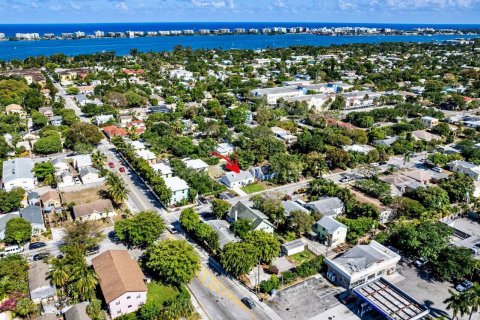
<box><xmin>119</xmin><ymin>167</ymin><xmax>126</xmax><ymax>173</ymax></box>
<box><xmin>108</xmin><ymin>162</ymin><xmax>115</xmax><ymax>168</ymax></box>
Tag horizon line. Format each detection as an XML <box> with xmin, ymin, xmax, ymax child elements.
<box><xmin>1</xmin><ymin>21</ymin><xmax>480</xmax><ymax>26</ymax></box>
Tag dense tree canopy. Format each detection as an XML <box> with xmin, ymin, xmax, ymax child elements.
<box><xmin>145</xmin><ymin>239</ymin><xmax>201</xmax><ymax>286</ymax></box>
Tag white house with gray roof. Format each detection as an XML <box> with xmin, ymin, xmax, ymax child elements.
<box><xmin>2</xmin><ymin>158</ymin><xmax>35</xmax><ymax>191</ymax></box>
<box><xmin>79</xmin><ymin>166</ymin><xmax>104</xmax><ymax>184</ymax></box>
<box><xmin>164</xmin><ymin>176</ymin><xmax>189</xmax><ymax>205</ymax></box>
<box><xmin>313</xmin><ymin>216</ymin><xmax>347</xmax><ymax>248</ymax></box>
<box><xmin>282</xmin><ymin>200</ymin><xmax>309</xmax><ymax>217</ymax></box>
<box><xmin>150</xmin><ymin>163</ymin><xmax>173</xmax><ymax>179</ymax></box>
<box><xmin>227</xmin><ymin>201</ymin><xmax>274</xmax><ymax>233</ymax></box>
<box><xmin>325</xmin><ymin>240</ymin><xmax>400</xmax><ymax>289</ymax></box>
<box><xmin>306</xmin><ymin>197</ymin><xmax>344</xmax><ymax>217</ymax></box>
<box><xmin>220</xmin><ymin>171</ymin><xmax>254</xmax><ymax>188</ymax></box>
<box><xmin>448</xmin><ymin>160</ymin><xmax>480</xmax><ymax>180</ymax></box>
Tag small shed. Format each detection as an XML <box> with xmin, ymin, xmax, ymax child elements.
<box><xmin>281</xmin><ymin>239</ymin><xmax>305</xmax><ymax>256</ymax></box>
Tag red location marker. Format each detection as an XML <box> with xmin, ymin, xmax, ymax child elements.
<box><xmin>210</xmin><ymin>152</ymin><xmax>240</xmax><ymax>173</ymax></box>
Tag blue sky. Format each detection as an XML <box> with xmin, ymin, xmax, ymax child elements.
<box><xmin>0</xmin><ymin>0</ymin><xmax>479</xmax><ymax>24</ymax></box>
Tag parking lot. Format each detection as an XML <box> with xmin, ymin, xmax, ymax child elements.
<box><xmin>395</xmin><ymin>261</ymin><xmax>453</xmax><ymax>319</ymax></box>
<box><xmin>267</xmin><ymin>275</ymin><xmax>344</xmax><ymax>320</ymax></box>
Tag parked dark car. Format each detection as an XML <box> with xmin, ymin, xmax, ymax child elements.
<box><xmin>86</xmin><ymin>246</ymin><xmax>100</xmax><ymax>256</ymax></box>
<box><xmin>32</xmin><ymin>252</ymin><xmax>50</xmax><ymax>261</ymax></box>
<box><xmin>29</xmin><ymin>242</ymin><xmax>47</xmax><ymax>250</ymax></box>
<box><xmin>241</xmin><ymin>297</ymin><xmax>256</xmax><ymax>309</ymax></box>
<box><xmin>339</xmin><ymin>292</ymin><xmax>356</xmax><ymax>304</ymax></box>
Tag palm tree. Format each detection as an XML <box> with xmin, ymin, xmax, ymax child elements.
<box><xmin>444</xmin><ymin>290</ymin><xmax>470</xmax><ymax>320</ymax></box>
<box><xmin>50</xmin><ymin>258</ymin><xmax>71</xmax><ymax>292</ymax></box>
<box><xmin>105</xmin><ymin>171</ymin><xmax>129</xmax><ymax>204</ymax></box>
<box><xmin>92</xmin><ymin>151</ymin><xmax>107</xmax><ymax>169</ymax></box>
<box><xmin>403</xmin><ymin>151</ymin><xmax>412</xmax><ymax>166</ymax></box>
<box><xmin>465</xmin><ymin>284</ymin><xmax>480</xmax><ymax>320</ymax></box>
<box><xmin>72</xmin><ymin>266</ymin><xmax>98</xmax><ymax>301</ymax></box>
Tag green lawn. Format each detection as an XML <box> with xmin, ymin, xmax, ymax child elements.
<box><xmin>147</xmin><ymin>281</ymin><xmax>179</xmax><ymax>305</ymax></box>
<box><xmin>289</xmin><ymin>250</ymin><xmax>316</xmax><ymax>265</ymax></box>
<box><xmin>241</xmin><ymin>183</ymin><xmax>265</xmax><ymax>194</ymax></box>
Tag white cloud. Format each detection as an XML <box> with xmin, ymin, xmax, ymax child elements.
<box><xmin>115</xmin><ymin>1</ymin><xmax>129</xmax><ymax>11</ymax></box>
<box><xmin>191</xmin><ymin>0</ymin><xmax>227</xmax><ymax>9</ymax></box>
<box><xmin>31</xmin><ymin>1</ymin><xmax>38</xmax><ymax>9</ymax></box>
<box><xmin>70</xmin><ymin>1</ymin><xmax>80</xmax><ymax>10</ymax></box>
<box><xmin>274</xmin><ymin>0</ymin><xmax>288</xmax><ymax>9</ymax></box>
<box><xmin>49</xmin><ymin>4</ymin><xmax>62</xmax><ymax>11</ymax></box>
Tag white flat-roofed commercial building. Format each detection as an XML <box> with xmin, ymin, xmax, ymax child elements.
<box><xmin>2</xmin><ymin>158</ymin><xmax>35</xmax><ymax>191</ymax></box>
<box><xmin>164</xmin><ymin>176</ymin><xmax>189</xmax><ymax>205</ymax></box>
<box><xmin>169</xmin><ymin>69</ymin><xmax>193</xmax><ymax>81</ymax></box>
<box><xmin>325</xmin><ymin>240</ymin><xmax>401</xmax><ymax>289</ymax></box>
<box><xmin>251</xmin><ymin>87</ymin><xmax>303</xmax><ymax>105</ymax></box>
<box><xmin>341</xmin><ymin>91</ymin><xmax>383</xmax><ymax>109</ymax></box>
<box><xmin>284</xmin><ymin>93</ymin><xmax>334</xmax><ymax>112</ymax></box>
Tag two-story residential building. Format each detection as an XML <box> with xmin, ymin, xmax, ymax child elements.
<box><xmin>150</xmin><ymin>163</ymin><xmax>173</xmax><ymax>179</ymax></box>
<box><xmin>325</xmin><ymin>241</ymin><xmax>400</xmax><ymax>289</ymax></box>
<box><xmin>341</xmin><ymin>91</ymin><xmax>382</xmax><ymax>109</ymax></box>
<box><xmin>227</xmin><ymin>201</ymin><xmax>274</xmax><ymax>233</ymax></box>
<box><xmin>164</xmin><ymin>176</ymin><xmax>190</xmax><ymax>205</ymax></box>
<box><xmin>92</xmin><ymin>250</ymin><xmax>147</xmax><ymax>319</ymax></box>
<box><xmin>251</xmin><ymin>87</ymin><xmax>303</xmax><ymax>105</ymax></box>
<box><xmin>2</xmin><ymin>158</ymin><xmax>35</xmax><ymax>191</ymax></box>
<box><xmin>313</xmin><ymin>216</ymin><xmax>348</xmax><ymax>248</ymax></box>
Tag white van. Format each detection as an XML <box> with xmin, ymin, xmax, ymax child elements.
<box><xmin>3</xmin><ymin>245</ymin><xmax>24</xmax><ymax>256</ymax></box>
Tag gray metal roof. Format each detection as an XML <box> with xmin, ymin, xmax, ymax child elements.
<box><xmin>0</xmin><ymin>213</ymin><xmax>19</xmax><ymax>232</ymax></box>
<box><xmin>282</xmin><ymin>200</ymin><xmax>309</xmax><ymax>216</ymax></box>
<box><xmin>2</xmin><ymin>158</ymin><xmax>34</xmax><ymax>184</ymax></box>
<box><xmin>329</xmin><ymin>241</ymin><xmax>399</xmax><ymax>275</ymax></box>
<box><xmin>228</xmin><ymin>201</ymin><xmax>274</xmax><ymax>230</ymax></box>
<box><xmin>206</xmin><ymin>220</ymin><xmax>240</xmax><ymax>248</ymax></box>
<box><xmin>79</xmin><ymin>166</ymin><xmax>99</xmax><ymax>178</ymax></box>
<box><xmin>307</xmin><ymin>197</ymin><xmax>344</xmax><ymax>216</ymax></box>
<box><xmin>281</xmin><ymin>239</ymin><xmax>305</xmax><ymax>251</ymax></box>
<box><xmin>28</xmin><ymin>261</ymin><xmax>56</xmax><ymax>300</ymax></box>
<box><xmin>221</xmin><ymin>170</ymin><xmax>254</xmax><ymax>184</ymax></box>
<box><xmin>316</xmin><ymin>216</ymin><xmax>347</xmax><ymax>234</ymax></box>
<box><xmin>21</xmin><ymin>205</ymin><xmax>44</xmax><ymax>225</ymax></box>
<box><xmin>64</xmin><ymin>303</ymin><xmax>91</xmax><ymax>320</ymax></box>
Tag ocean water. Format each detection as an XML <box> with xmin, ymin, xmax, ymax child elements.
<box><xmin>0</xmin><ymin>22</ymin><xmax>479</xmax><ymax>60</ymax></box>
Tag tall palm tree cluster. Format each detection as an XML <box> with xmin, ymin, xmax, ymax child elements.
<box><xmin>50</xmin><ymin>250</ymin><xmax>98</xmax><ymax>303</ymax></box>
<box><xmin>445</xmin><ymin>285</ymin><xmax>480</xmax><ymax>320</ymax></box>
<box><xmin>92</xmin><ymin>151</ymin><xmax>107</xmax><ymax>170</ymax></box>
<box><xmin>105</xmin><ymin>171</ymin><xmax>128</xmax><ymax>205</ymax></box>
